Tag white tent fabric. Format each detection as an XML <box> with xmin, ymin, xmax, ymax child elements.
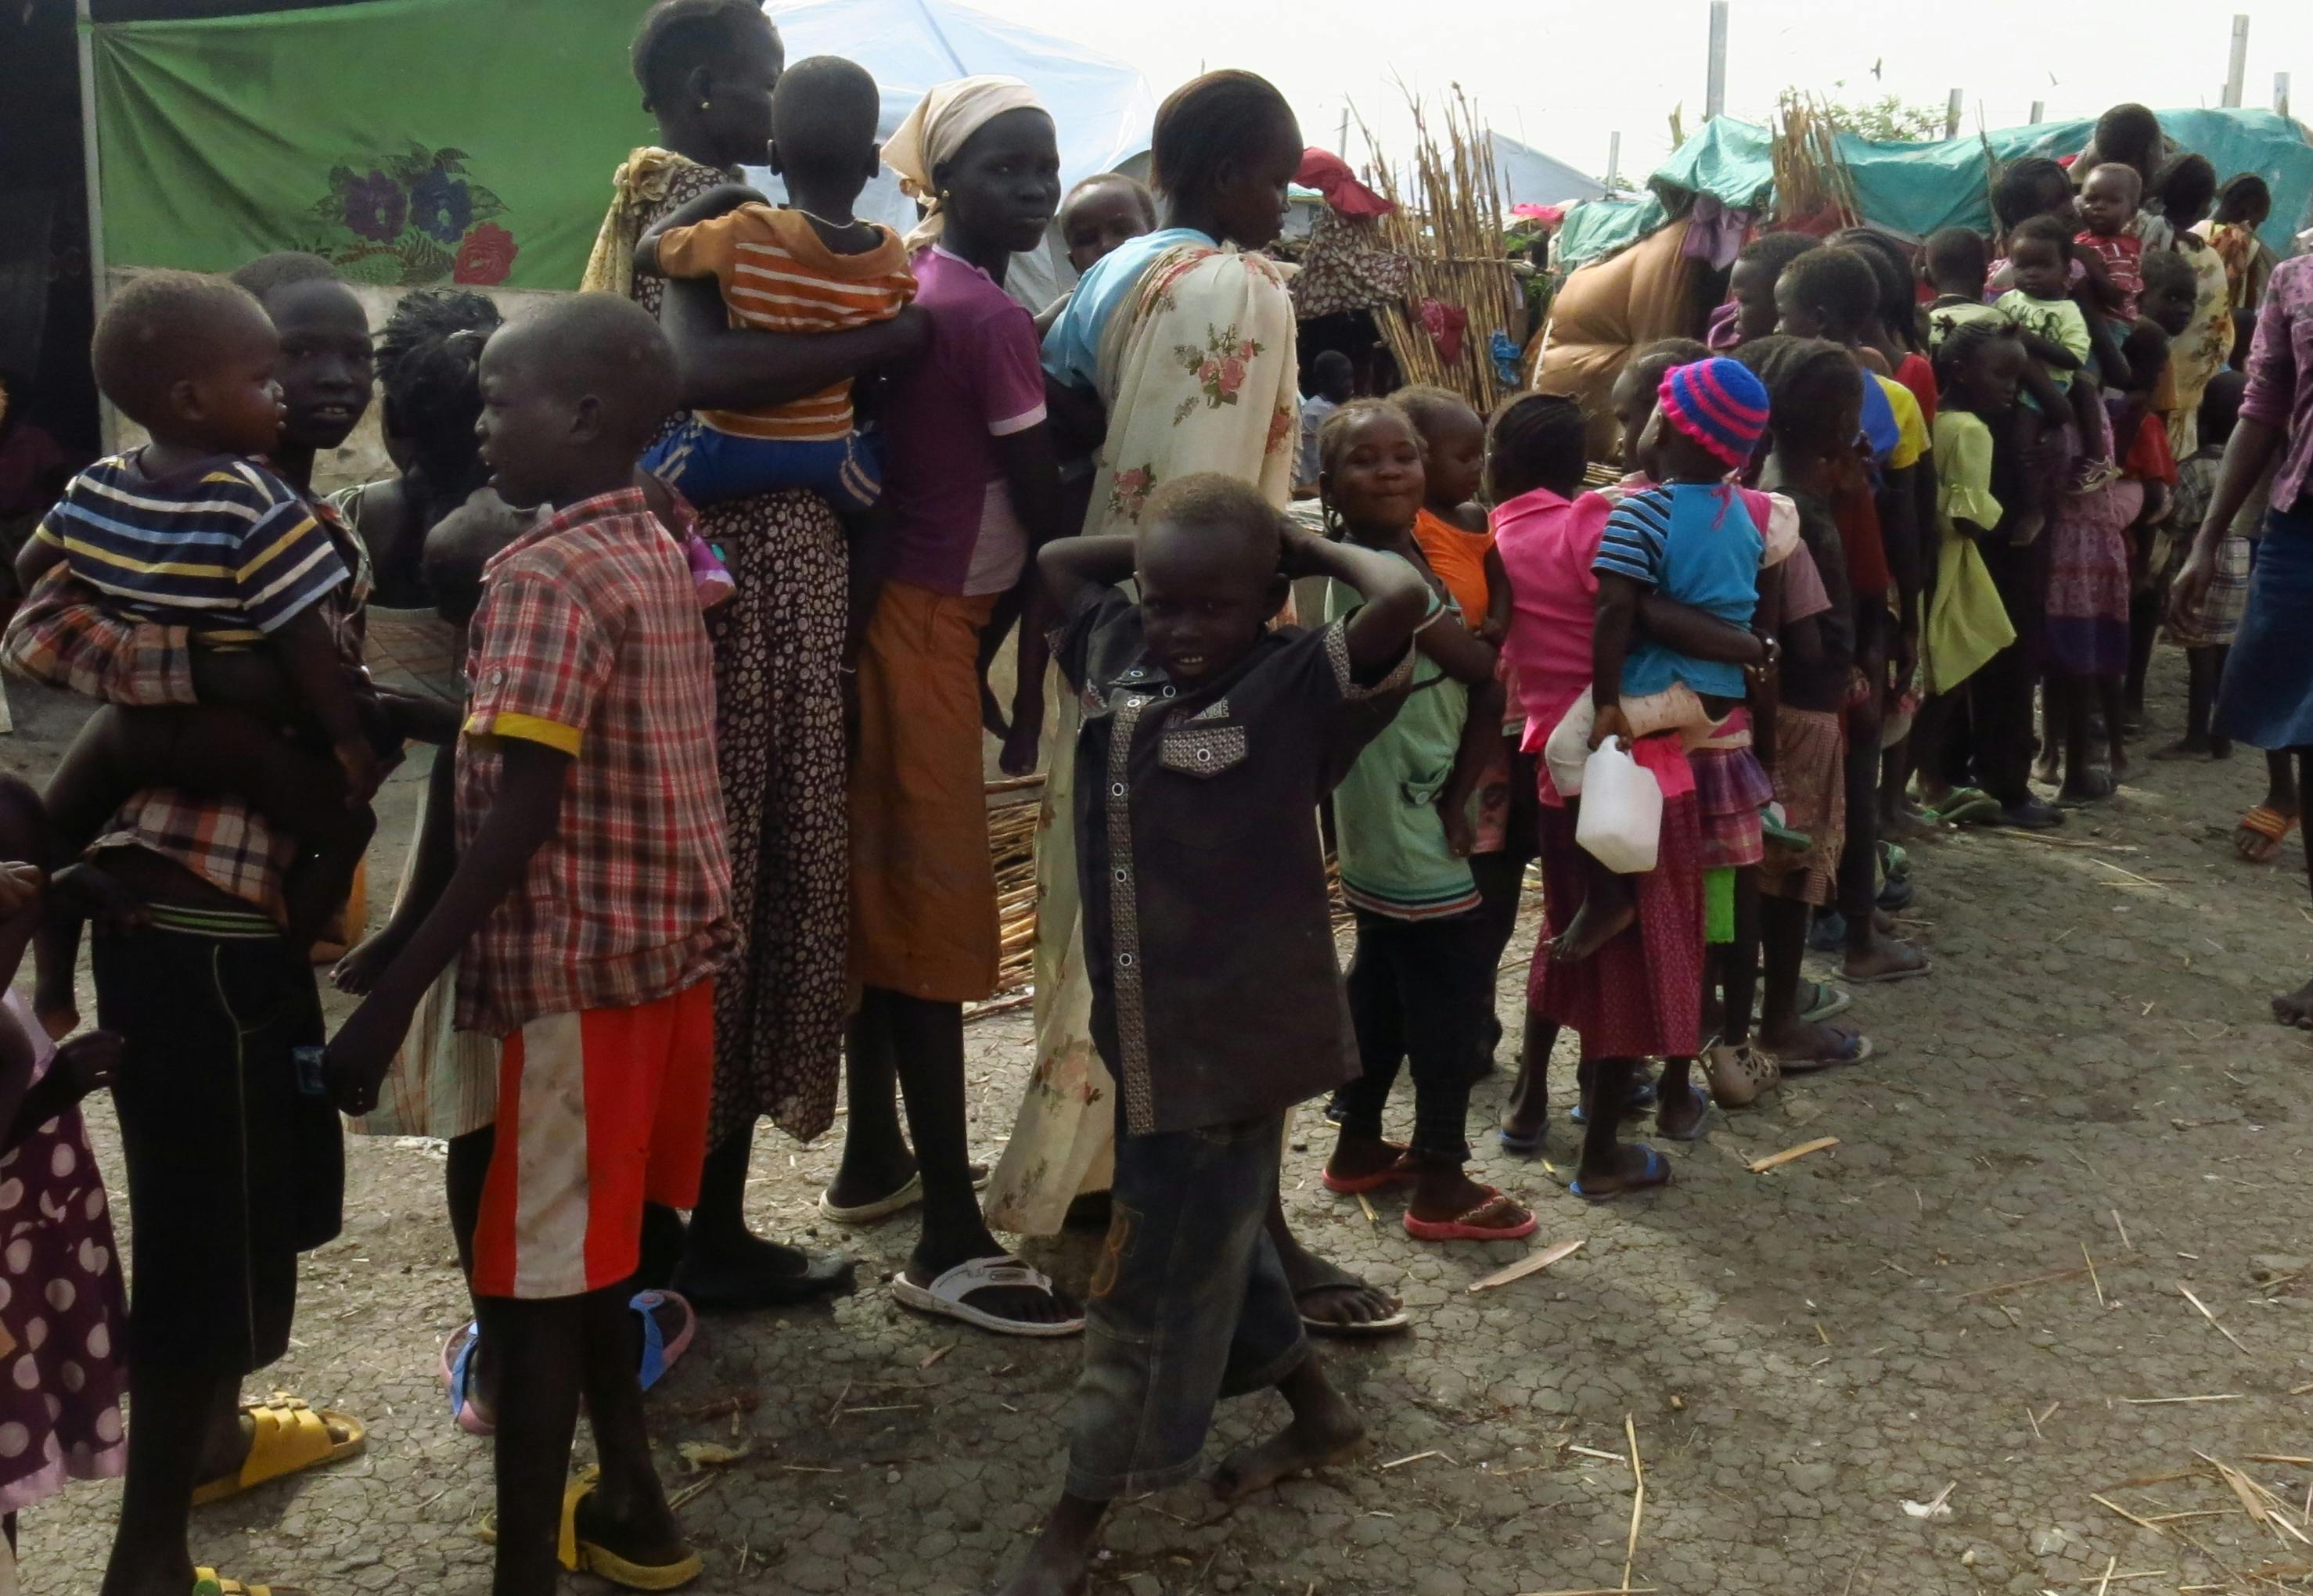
<box><xmin>748</xmin><ymin>0</ymin><xmax>1157</xmax><ymax>310</ymax></box>
<box><xmin>1488</xmin><ymin>131</ymin><xmax>1605</xmax><ymax>211</ymax></box>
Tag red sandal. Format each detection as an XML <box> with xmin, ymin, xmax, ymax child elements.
<box><xmin>1403</xmin><ymin>1190</ymin><xmax>1538</xmax><ymax>1242</ymax></box>
<box><xmin>1322</xmin><ymin>1144</ymin><xmax>1415</xmax><ymax>1195</ymax></box>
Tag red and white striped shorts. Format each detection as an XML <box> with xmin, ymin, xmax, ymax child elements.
<box><xmin>471</xmin><ymin>981</ymin><xmax>714</xmax><ymax>1300</ymax></box>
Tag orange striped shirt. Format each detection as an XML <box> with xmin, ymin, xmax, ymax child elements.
<box><xmin>655</xmin><ymin>204</ymin><xmax>917</xmax><ymax>442</ymax></box>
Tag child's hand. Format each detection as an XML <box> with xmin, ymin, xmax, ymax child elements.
<box><xmin>332</xmin><ymin>922</ymin><xmax>413</xmax><ymax>998</ymax></box>
<box><xmin>333</xmin><ymin>738</ymin><xmax>385</xmax><ymax>808</ymax></box>
<box><xmin>52</xmin><ymin>1030</ymin><xmax>121</xmax><ymax>1107</ymax></box>
<box><xmin>0</xmin><ymin>861</ymin><xmax>42</xmax><ymax>919</ymax></box>
<box><xmin>1477</xmin><ymin>614</ymin><xmax>1509</xmax><ymax>645</ymax></box>
<box><xmin>1441</xmin><ymin>796</ymin><xmax>1477</xmax><ymax>858</ymax></box>
<box><xmin>1000</xmin><ymin>697</ymin><xmax>1045</xmax><ymax>779</ymax></box>
<box><xmin>49</xmin><ymin>863</ymin><xmax>149</xmax><ymax>937</ymax></box>
<box><xmin>1588</xmin><ymin>703</ymin><xmax>1633</xmax><ymax>750</ymax></box>
<box><xmin>325</xmin><ymin>989</ymin><xmax>418</xmax><ymax>1119</ymax></box>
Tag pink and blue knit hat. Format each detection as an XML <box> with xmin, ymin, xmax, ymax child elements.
<box><xmin>1657</xmin><ymin>357</ymin><xmax>1772</xmax><ymax>470</ymax></box>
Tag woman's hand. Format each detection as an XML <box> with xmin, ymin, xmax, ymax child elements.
<box><xmin>52</xmin><ymin>1030</ymin><xmax>122</xmax><ymax>1109</ymax></box>
<box><xmin>333</xmin><ymin>919</ymin><xmax>415</xmax><ymax>997</ymax></box>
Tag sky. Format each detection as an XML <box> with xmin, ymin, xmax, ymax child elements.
<box><xmin>955</xmin><ymin>0</ymin><xmax>2308</xmax><ymax>185</ymax></box>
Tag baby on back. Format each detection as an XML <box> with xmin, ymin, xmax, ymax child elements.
<box><xmin>634</xmin><ymin>55</ymin><xmax>916</xmax><ymax>513</ymax></box>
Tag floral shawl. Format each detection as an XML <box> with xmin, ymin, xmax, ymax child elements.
<box><xmin>581</xmin><ymin>146</ymin><xmax>727</xmax><ymax>299</ymax></box>
<box><xmin>1082</xmin><ymin>243</ymin><xmax>1301</xmax><ymax>538</ymax></box>
<box><xmin>2166</xmin><ymin>236</ymin><xmax>2234</xmax><ymax>459</ymax></box>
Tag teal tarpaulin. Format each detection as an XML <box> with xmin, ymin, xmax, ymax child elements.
<box><xmin>1556</xmin><ymin>107</ymin><xmax>2313</xmax><ymax>271</ymax></box>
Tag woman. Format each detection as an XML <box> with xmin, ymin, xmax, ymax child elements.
<box><xmin>592</xmin><ymin>0</ymin><xmax>919</xmax><ymax>1308</ymax></box>
<box><xmin>825</xmin><ymin>76</ymin><xmax>1079</xmax><ymax>1335</ymax></box>
<box><xmin>2174</xmin><ymin>249</ymin><xmax>2313</xmax><ymax>1027</ymax></box>
<box><xmin>983</xmin><ymin>69</ymin><xmax>1405</xmax><ymax>1335</ymax></box>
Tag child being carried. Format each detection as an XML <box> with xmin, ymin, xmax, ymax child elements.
<box><xmin>1545</xmin><ymin>356</ymin><xmax>1770</xmax><ymax>961</ymax></box>
<box><xmin>633</xmin><ymin>56</ymin><xmax>916</xmax><ymax>512</ymax></box>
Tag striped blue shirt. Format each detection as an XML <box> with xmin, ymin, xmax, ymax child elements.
<box><xmin>33</xmin><ymin>453</ymin><xmax>349</xmax><ymax>646</ymax></box>
<box><xmin>1594</xmin><ymin>483</ymin><xmax>1761</xmax><ymax>700</ymax></box>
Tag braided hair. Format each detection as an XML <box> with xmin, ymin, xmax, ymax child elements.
<box><xmin>376</xmin><ymin>290</ymin><xmax>502</xmax><ymax>533</ymax></box>
<box><xmin>1484</xmin><ymin>390</ymin><xmax>1588</xmax><ymax>502</ymax></box>
<box><xmin>1734</xmin><ymin>335</ymin><xmax>1862</xmax><ymax>460</ymax></box>
<box><xmin>1930</xmin><ymin>317</ymin><xmax>2021</xmax><ymax>408</ymax></box>
<box><xmin>1314</xmin><ymin>397</ymin><xmax>1417</xmax><ymax>537</ymax></box>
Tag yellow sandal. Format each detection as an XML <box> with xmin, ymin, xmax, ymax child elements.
<box><xmin>556</xmin><ymin>1468</ymin><xmax>703</xmax><ymax>1591</ymax></box>
<box><xmin>193</xmin><ymin>1569</ymin><xmax>302</xmax><ymax>1595</ymax></box>
<box><xmin>189</xmin><ymin>1394</ymin><xmax>366</xmax><ymax>1508</ymax></box>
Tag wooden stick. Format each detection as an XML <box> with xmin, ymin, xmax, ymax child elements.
<box><xmin>2121</xmin><ymin>1394</ymin><xmax>2244</xmax><ymax>1405</ymax></box>
<box><xmin>2083</xmin><ymin>1243</ymin><xmax>2106</xmax><ymax>1308</ymax></box>
<box><xmin>2176</xmin><ymin>1282</ymin><xmax>2254</xmax><ymax>1356</ymax></box>
<box><xmin>1380</xmin><ymin>1450</ymin><xmax>1451</xmax><ymax>1470</ymax></box>
<box><xmin>2093</xmin><ymin>1554</ymin><xmax>2116</xmax><ymax>1596</ymax></box>
<box><xmin>2110</xmin><ymin>1209</ymin><xmax>2132</xmax><ymax>1251</ymax></box>
<box><xmin>2089</xmin><ymin>1494</ymin><xmax>2168</xmax><ymax>1536</ymax></box>
<box><xmin>1621</xmin><ymin>1414</ymin><xmax>1646</xmax><ymax>1594</ymax></box>
<box><xmin>1959</xmin><ymin>1267</ymin><xmax>2090</xmax><ymax>1302</ymax></box>
<box><xmin>1748</xmin><ymin>1137</ymin><xmax>1840</xmax><ymax>1174</ymax></box>
<box><xmin>2246</xmin><ymin>1456</ymin><xmax>2313</xmax><ymax>1467</ymax></box>
<box><xmin>1469</xmin><ymin>1238</ymin><xmax>1585</xmax><ymax>1293</ymax></box>
<box><xmin>1516</xmin><ymin>1589</ymin><xmax>1660</xmax><ymax>1596</ymax></box>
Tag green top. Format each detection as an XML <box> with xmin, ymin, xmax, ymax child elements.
<box><xmin>1326</xmin><ymin>561</ymin><xmax>1481</xmax><ymax>921</ymax></box>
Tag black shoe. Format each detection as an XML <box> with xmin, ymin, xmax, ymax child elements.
<box><xmin>1322</xmin><ymin>1092</ymin><xmax>1347</xmax><ymax>1125</ymax></box>
<box><xmin>1998</xmin><ymin>798</ymin><xmax>2065</xmax><ymax>829</ymax></box>
<box><xmin>1876</xmin><ymin>875</ymin><xmax>1916</xmax><ymax>912</ymax></box>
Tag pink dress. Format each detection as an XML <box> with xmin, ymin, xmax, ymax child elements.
<box><xmin>0</xmin><ymin>993</ymin><xmax>126</xmax><ymax>1512</ymax></box>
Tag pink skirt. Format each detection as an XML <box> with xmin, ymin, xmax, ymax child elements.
<box><xmin>1690</xmin><ymin>745</ymin><xmax>1772</xmax><ymax>870</ymax></box>
<box><xmin>1529</xmin><ymin>793</ymin><xmax>1705</xmax><ymax>1060</ymax></box>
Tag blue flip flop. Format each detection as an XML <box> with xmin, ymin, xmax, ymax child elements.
<box><xmin>1568</xmin><ymin>1080</ymin><xmax>1660</xmax><ymax>1126</ymax></box>
<box><xmin>631</xmin><ymin>1289</ymin><xmax>696</xmax><ymax>1393</ymax></box>
<box><xmin>1569</xmin><ymin>1145</ymin><xmax>1674</xmax><ymax>1202</ymax></box>
<box><xmin>1497</xmin><ymin>1124</ymin><xmax>1545</xmax><ymax>1156</ymax></box>
<box><xmin>1657</xmin><ymin>1084</ymin><xmax>1714</xmax><ymax>1142</ymax></box>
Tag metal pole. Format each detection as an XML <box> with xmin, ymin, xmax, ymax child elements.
<box><xmin>2277</xmin><ymin>72</ymin><xmax>2293</xmax><ymax>119</ymax></box>
<box><xmin>2223</xmin><ymin>13</ymin><xmax>2249</xmax><ymax>108</ymax></box>
<box><xmin>2030</xmin><ymin>100</ymin><xmax>2045</xmax><ymax>124</ymax></box>
<box><xmin>74</xmin><ymin>0</ymin><xmax>107</xmax><ymax>327</ymax></box>
<box><xmin>1705</xmin><ymin>0</ymin><xmax>1728</xmax><ymax>121</ymax></box>
<box><xmin>1338</xmin><ymin>110</ymin><xmax>1349</xmax><ymax>155</ymax></box>
<box><xmin>1607</xmin><ymin>131</ymin><xmax>1622</xmax><ymax>193</ymax></box>
<box><xmin>1944</xmin><ymin>88</ymin><xmax>1963</xmax><ymax>139</ymax></box>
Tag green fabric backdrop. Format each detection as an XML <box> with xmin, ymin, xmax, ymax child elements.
<box><xmin>91</xmin><ymin>0</ymin><xmax>655</xmax><ymax>289</ymax></box>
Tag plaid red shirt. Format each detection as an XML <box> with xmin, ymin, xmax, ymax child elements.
<box><xmin>454</xmin><ymin>488</ymin><xmax>735</xmax><ymax>1036</ymax></box>
<box><xmin>0</xmin><ymin>496</ymin><xmax>376</xmax><ymax>922</ymax></box>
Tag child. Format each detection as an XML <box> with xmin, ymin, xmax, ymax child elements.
<box><xmin>1545</xmin><ymin>358</ymin><xmax>1770</xmax><ymax>962</ymax></box>
<box><xmin>1295</xmin><ymin>349</ymin><xmax>1356</xmax><ymax>497</ymax></box>
<box><xmin>995</xmin><ymin>473</ymin><xmax>1431</xmax><ymax>1595</ymax></box>
<box><xmin>2159</xmin><ymin>369</ymin><xmax>2250</xmax><ymax>759</ymax></box>
<box><xmin>1607</xmin><ymin>339</ymin><xmax>1709</xmax><ymax>484</ymax></box>
<box><xmin>1716</xmin><ymin>232</ymin><xmax>1821</xmax><ymax>350</ymax></box>
<box><xmin>1923</xmin><ymin>226</ymin><xmax>2009</xmax><ymax>351</ymax></box>
<box><xmin>1059</xmin><ymin>173</ymin><xmax>1158</xmax><ymax>278</ymax></box>
<box><xmin>1912</xmin><ymin>321</ymin><xmax>2023</xmax><ymax>821</ymax></box>
<box><xmin>1398</xmin><ymin>386</ymin><xmax>1509</xmax><ymax>638</ymax></box>
<box><xmin>634</xmin><ymin>55</ymin><xmax>917</xmax><ymax>512</ymax></box>
<box><xmin>20</xmin><ymin>271</ymin><xmax>387</xmax><ymax>950</ymax></box>
<box><xmin>1732</xmin><ymin>335</ymin><xmax>1871</xmax><ymax>1069</ymax></box>
<box><xmin>0</xmin><ymin>782</ymin><xmax>127</xmax><ymax>1591</ymax></box>
<box><xmin>1926</xmin><ymin>225</ymin><xmax>2068</xmax><ymax>546</ymax></box>
<box><xmin>2077</xmin><ymin>163</ymin><xmax>2148</xmax><ymax>325</ymax></box>
<box><xmin>1311</xmin><ymin>401</ymin><xmax>1531</xmax><ymax>1241</ymax></box>
<box><xmin>324</xmin><ymin>293</ymin><xmax>736</xmax><ymax>1592</ymax></box>
<box><xmin>1493</xmin><ymin>392</ymin><xmax>1765</xmax><ymax>1184</ymax></box>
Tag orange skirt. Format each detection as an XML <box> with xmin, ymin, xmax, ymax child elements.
<box><xmin>847</xmin><ymin>580</ymin><xmax>1000</xmax><ymax>1003</ymax></box>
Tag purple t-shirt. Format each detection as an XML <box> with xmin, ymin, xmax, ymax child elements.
<box><xmin>881</xmin><ymin>246</ymin><xmax>1049</xmax><ymax>595</ymax></box>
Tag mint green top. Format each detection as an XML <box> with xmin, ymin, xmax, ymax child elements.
<box><xmin>1326</xmin><ymin>563</ymin><xmax>1482</xmax><ymax>921</ymax></box>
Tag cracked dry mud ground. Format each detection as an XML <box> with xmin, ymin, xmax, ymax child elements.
<box><xmin>10</xmin><ymin>648</ymin><xmax>2312</xmax><ymax>1596</ymax></box>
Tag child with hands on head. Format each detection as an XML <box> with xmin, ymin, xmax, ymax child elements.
<box><xmin>995</xmin><ymin>473</ymin><xmax>1431</xmax><ymax>1596</ymax></box>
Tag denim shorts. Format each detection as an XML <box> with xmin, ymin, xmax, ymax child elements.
<box><xmin>1064</xmin><ymin>1110</ymin><xmax>1308</xmax><ymax>1499</ymax></box>
<box><xmin>642</xmin><ymin>419</ymin><xmax>882</xmax><ymax>513</ymax></box>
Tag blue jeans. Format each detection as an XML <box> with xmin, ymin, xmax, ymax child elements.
<box><xmin>642</xmin><ymin>419</ymin><xmax>882</xmax><ymax>512</ymax></box>
<box><xmin>1064</xmin><ymin>1110</ymin><xmax>1308</xmax><ymax>1499</ymax></box>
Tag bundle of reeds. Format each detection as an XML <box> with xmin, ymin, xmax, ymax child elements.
<box><xmin>1772</xmin><ymin>92</ymin><xmax>1863</xmax><ymax>228</ymax></box>
<box><xmin>1354</xmin><ymin>87</ymin><xmax>1527</xmax><ymax>413</ymax></box>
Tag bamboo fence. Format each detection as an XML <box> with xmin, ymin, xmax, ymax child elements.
<box><xmin>1771</xmin><ymin>92</ymin><xmax>1864</xmax><ymax>229</ymax></box>
<box><xmin>1354</xmin><ymin>87</ymin><xmax>1527</xmax><ymax>413</ymax></box>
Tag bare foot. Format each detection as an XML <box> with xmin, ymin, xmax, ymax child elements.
<box><xmin>1570</xmin><ymin>1142</ymin><xmax>1673</xmax><ymax>1201</ymax></box>
<box><xmin>2153</xmin><ymin>737</ymin><xmax>2211</xmax><ymax>761</ymax></box>
<box><xmin>1405</xmin><ymin>1169</ymin><xmax>1499</xmax><ymax>1225</ymax></box>
<box><xmin>1549</xmin><ymin>893</ymin><xmax>1637</xmax><ymax>963</ymax></box>
<box><xmin>991</xmin><ymin>1497</ymin><xmax>1105</xmax><ymax>1596</ymax></box>
<box><xmin>1656</xmin><ymin>1081</ymin><xmax>1711</xmax><ymax>1140</ymax></box>
<box><xmin>1213</xmin><ymin>1382</ymin><xmax>1366</xmax><ymax>1501</ymax></box>
<box><xmin>1842</xmin><ymin>940</ymin><xmax>1929</xmax><ymax>983</ymax></box>
<box><xmin>2274</xmin><ymin>979</ymin><xmax>2313</xmax><ymax>1030</ymax></box>
<box><xmin>1324</xmin><ymin>1134</ymin><xmax>1411</xmax><ymax>1188</ymax></box>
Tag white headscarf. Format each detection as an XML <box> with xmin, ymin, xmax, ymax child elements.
<box><xmin>881</xmin><ymin>74</ymin><xmax>1045</xmax><ymax>251</ymax></box>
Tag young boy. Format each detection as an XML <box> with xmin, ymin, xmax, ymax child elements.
<box><xmin>634</xmin><ymin>54</ymin><xmax>915</xmax><ymax>511</ymax></box>
<box><xmin>1294</xmin><ymin>349</ymin><xmax>1355</xmax><ymax>497</ymax></box>
<box><xmin>20</xmin><ymin>271</ymin><xmax>388</xmax><ymax>949</ymax></box>
<box><xmin>2077</xmin><ymin>162</ymin><xmax>2149</xmax><ymax>322</ymax></box>
<box><xmin>996</xmin><ymin>473</ymin><xmax>1430</xmax><ymax>1596</ymax></box>
<box><xmin>324</xmin><ymin>293</ymin><xmax>735</xmax><ymax>1595</ymax></box>
<box><xmin>1059</xmin><ymin>173</ymin><xmax>1157</xmax><ymax>276</ymax></box>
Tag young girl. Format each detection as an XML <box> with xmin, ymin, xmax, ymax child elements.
<box><xmin>0</xmin><ymin>781</ymin><xmax>127</xmax><ymax>1589</ymax></box>
<box><xmin>1494</xmin><ymin>393</ymin><xmax>1765</xmax><ymax>1188</ymax></box>
<box><xmin>2160</xmin><ymin>371</ymin><xmax>2250</xmax><ymax>760</ymax></box>
<box><xmin>1733</xmin><ymin>336</ymin><xmax>1872</xmax><ymax>1071</ymax></box>
<box><xmin>1316</xmin><ymin>401</ymin><xmax>1532</xmax><ymax>1241</ymax></box>
<box><xmin>2120</xmin><ymin>255</ymin><xmax>2196</xmax><ymax>725</ymax></box>
<box><xmin>1545</xmin><ymin>358</ymin><xmax>1770</xmax><ymax>964</ymax></box>
<box><xmin>836</xmin><ymin>76</ymin><xmax>1076</xmax><ymax>1335</ymax></box>
<box><xmin>1912</xmin><ymin>322</ymin><xmax>2023</xmax><ymax>822</ymax></box>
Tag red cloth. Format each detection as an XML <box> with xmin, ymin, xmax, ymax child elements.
<box><xmin>2121</xmin><ymin>408</ymin><xmax>2178</xmax><ymax>484</ymax></box>
<box><xmin>1527</xmin><ymin>791</ymin><xmax>1705</xmax><ymax>1060</ymax></box>
<box><xmin>1830</xmin><ymin>458</ymin><xmax>1891</xmax><ymax>598</ymax></box>
<box><xmin>1296</xmin><ymin>149</ymin><xmax>1394</xmax><ymax>218</ymax></box>
<box><xmin>1895</xmin><ymin>352</ymin><xmax>1937</xmax><ymax>427</ymax></box>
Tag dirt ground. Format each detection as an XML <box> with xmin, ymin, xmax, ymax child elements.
<box><xmin>10</xmin><ymin>646</ymin><xmax>2313</xmax><ymax>1596</ymax></box>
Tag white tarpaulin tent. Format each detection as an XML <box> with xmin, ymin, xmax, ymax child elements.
<box><xmin>1488</xmin><ymin>131</ymin><xmax>1605</xmax><ymax>211</ymax></box>
<box><xmin>750</xmin><ymin>0</ymin><xmax>1158</xmax><ymax>309</ymax></box>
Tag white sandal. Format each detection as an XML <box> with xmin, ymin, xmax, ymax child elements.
<box><xmin>817</xmin><ymin>1165</ymin><xmax>993</xmax><ymax>1226</ymax></box>
<box><xmin>890</xmin><ymin>1256</ymin><xmax>1085</xmax><ymax>1339</ymax></box>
